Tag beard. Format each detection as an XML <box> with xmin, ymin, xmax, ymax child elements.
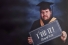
<box><xmin>41</xmin><ymin>15</ymin><xmax>53</xmax><ymax>25</ymax></box>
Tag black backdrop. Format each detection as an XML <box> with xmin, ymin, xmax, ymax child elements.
<box><xmin>0</xmin><ymin>0</ymin><xmax>68</xmax><ymax>45</ymax></box>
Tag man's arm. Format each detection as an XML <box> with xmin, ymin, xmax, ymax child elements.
<box><xmin>57</xmin><ymin>19</ymin><xmax>67</xmax><ymax>42</ymax></box>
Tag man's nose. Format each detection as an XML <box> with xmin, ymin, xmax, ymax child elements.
<box><xmin>43</xmin><ymin>13</ymin><xmax>47</xmax><ymax>15</ymax></box>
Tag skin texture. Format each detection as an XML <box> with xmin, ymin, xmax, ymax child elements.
<box><xmin>28</xmin><ymin>9</ymin><xmax>67</xmax><ymax>44</ymax></box>
<box><xmin>40</xmin><ymin>9</ymin><xmax>52</xmax><ymax>21</ymax></box>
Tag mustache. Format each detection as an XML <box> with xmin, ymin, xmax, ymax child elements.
<box><xmin>43</xmin><ymin>15</ymin><xmax>48</xmax><ymax>17</ymax></box>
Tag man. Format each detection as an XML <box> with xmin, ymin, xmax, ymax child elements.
<box><xmin>28</xmin><ymin>1</ymin><xmax>67</xmax><ymax>45</ymax></box>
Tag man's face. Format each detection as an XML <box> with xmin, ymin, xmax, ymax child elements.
<box><xmin>40</xmin><ymin>9</ymin><xmax>52</xmax><ymax>20</ymax></box>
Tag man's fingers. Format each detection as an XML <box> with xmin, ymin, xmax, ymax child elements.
<box><xmin>28</xmin><ymin>39</ymin><xmax>33</xmax><ymax>44</ymax></box>
<box><xmin>61</xmin><ymin>35</ymin><xmax>65</xmax><ymax>39</ymax></box>
<box><xmin>28</xmin><ymin>38</ymin><xmax>32</xmax><ymax>41</ymax></box>
<box><xmin>62</xmin><ymin>31</ymin><xmax>67</xmax><ymax>38</ymax></box>
<box><xmin>28</xmin><ymin>37</ymin><xmax>33</xmax><ymax>44</ymax></box>
<box><xmin>28</xmin><ymin>40</ymin><xmax>32</xmax><ymax>44</ymax></box>
<box><xmin>61</xmin><ymin>31</ymin><xmax>67</xmax><ymax>42</ymax></box>
<box><xmin>28</xmin><ymin>37</ymin><xmax>32</xmax><ymax>41</ymax></box>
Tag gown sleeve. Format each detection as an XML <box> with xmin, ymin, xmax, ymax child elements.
<box><xmin>57</xmin><ymin>19</ymin><xmax>68</xmax><ymax>45</ymax></box>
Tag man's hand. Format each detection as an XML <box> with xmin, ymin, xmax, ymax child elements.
<box><xmin>28</xmin><ymin>37</ymin><xmax>33</xmax><ymax>44</ymax></box>
<box><xmin>61</xmin><ymin>31</ymin><xmax>67</xmax><ymax>42</ymax></box>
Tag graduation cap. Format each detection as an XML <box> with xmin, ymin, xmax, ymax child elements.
<box><xmin>37</xmin><ymin>1</ymin><xmax>53</xmax><ymax>10</ymax></box>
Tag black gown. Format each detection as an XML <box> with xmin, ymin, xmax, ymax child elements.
<box><xmin>29</xmin><ymin>18</ymin><xmax>67</xmax><ymax>45</ymax></box>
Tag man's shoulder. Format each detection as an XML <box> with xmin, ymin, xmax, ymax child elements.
<box><xmin>30</xmin><ymin>19</ymin><xmax>40</xmax><ymax>31</ymax></box>
<box><xmin>33</xmin><ymin>19</ymin><xmax>40</xmax><ymax>24</ymax></box>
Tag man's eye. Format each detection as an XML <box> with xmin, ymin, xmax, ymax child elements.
<box><xmin>46</xmin><ymin>11</ymin><xmax>48</xmax><ymax>13</ymax></box>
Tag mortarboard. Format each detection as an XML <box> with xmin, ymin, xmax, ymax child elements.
<box><xmin>37</xmin><ymin>1</ymin><xmax>53</xmax><ymax>10</ymax></box>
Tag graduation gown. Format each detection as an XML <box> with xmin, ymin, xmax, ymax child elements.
<box><xmin>30</xmin><ymin>17</ymin><xmax>67</xmax><ymax>45</ymax></box>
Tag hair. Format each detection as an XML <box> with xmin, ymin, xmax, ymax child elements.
<box><xmin>40</xmin><ymin>7</ymin><xmax>51</xmax><ymax>11</ymax></box>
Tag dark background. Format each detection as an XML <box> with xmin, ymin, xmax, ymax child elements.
<box><xmin>0</xmin><ymin>0</ymin><xmax>68</xmax><ymax>45</ymax></box>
